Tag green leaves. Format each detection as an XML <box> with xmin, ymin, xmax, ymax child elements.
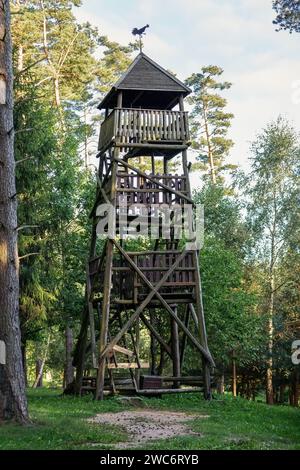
<box><xmin>185</xmin><ymin>67</ymin><xmax>234</xmax><ymax>183</ymax></box>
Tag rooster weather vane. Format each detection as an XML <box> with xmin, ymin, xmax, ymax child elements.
<box><xmin>132</xmin><ymin>24</ymin><xmax>149</xmax><ymax>52</ymax></box>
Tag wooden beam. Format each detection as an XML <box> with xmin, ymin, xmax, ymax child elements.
<box><xmin>113</xmin><ymin>345</ymin><xmax>134</xmax><ymax>357</ymax></box>
<box><xmin>171</xmin><ymin>306</ymin><xmax>181</xmax><ymax>387</ymax></box>
<box><xmin>180</xmin><ymin>305</ymin><xmax>190</xmax><ymax>366</ymax></box>
<box><xmin>115</xmin><ymin>142</ymin><xmax>188</xmax><ymax>150</ymax></box>
<box><xmin>137</xmin><ymin>388</ymin><xmax>202</xmax><ymax>395</ymax></box>
<box><xmin>95</xmin><ymin>139</ymin><xmax>119</xmax><ymax>400</ymax></box>
<box><xmin>111</xmin><ymin>241</ymin><xmax>215</xmax><ymax>366</ymax></box>
<box><xmin>98</xmin><ymin>243</ymin><xmax>188</xmax><ymax>361</ymax></box>
<box><xmin>107</xmin><ymin>362</ymin><xmax>149</xmax><ymax>370</ymax></box>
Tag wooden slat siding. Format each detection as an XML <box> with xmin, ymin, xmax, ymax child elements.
<box><xmin>123</xmin><ymin>109</ymin><xmax>128</xmax><ymax>143</ymax></box>
<box><xmin>176</xmin><ymin>112</ymin><xmax>181</xmax><ymax>140</ymax></box>
<box><xmin>99</xmin><ymin>111</ymin><xmax>115</xmax><ymax>151</ymax></box>
<box><xmin>185</xmin><ymin>111</ymin><xmax>190</xmax><ymax>140</ymax></box>
<box><xmin>116</xmin><ymin>173</ymin><xmax>188</xmax><ymax>211</ymax></box>
<box><xmin>170</xmin><ymin>111</ymin><xmax>174</xmax><ymax>140</ymax></box>
<box><xmin>172</xmin><ymin>111</ymin><xmax>176</xmax><ymax>140</ymax></box>
<box><xmin>99</xmin><ymin>108</ymin><xmax>190</xmax><ymax>152</ymax></box>
<box><xmin>126</xmin><ymin>109</ymin><xmax>131</xmax><ymax>141</ymax></box>
<box><xmin>159</xmin><ymin>111</ymin><xmax>163</xmax><ymax>139</ymax></box>
<box><xmin>152</xmin><ymin>110</ymin><xmax>156</xmax><ymax>140</ymax></box>
<box><xmin>154</xmin><ymin>111</ymin><xmax>159</xmax><ymax>139</ymax></box>
<box><xmin>133</xmin><ymin>110</ymin><xmax>137</xmax><ymax>141</ymax></box>
<box><xmin>148</xmin><ymin>110</ymin><xmax>152</xmax><ymax>140</ymax></box>
<box><xmin>147</xmin><ymin>110</ymin><xmax>150</xmax><ymax>141</ymax></box>
<box><xmin>137</xmin><ymin>109</ymin><xmax>141</xmax><ymax>140</ymax></box>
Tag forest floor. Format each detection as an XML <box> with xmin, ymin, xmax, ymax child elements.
<box><xmin>0</xmin><ymin>388</ymin><xmax>299</xmax><ymax>450</ymax></box>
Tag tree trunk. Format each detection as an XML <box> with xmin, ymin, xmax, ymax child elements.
<box><xmin>53</xmin><ymin>76</ymin><xmax>61</xmax><ymax>107</ymax></box>
<box><xmin>32</xmin><ymin>334</ymin><xmax>50</xmax><ymax>389</ymax></box>
<box><xmin>0</xmin><ymin>1</ymin><xmax>29</xmax><ymax>424</ymax></box>
<box><xmin>157</xmin><ymin>345</ymin><xmax>165</xmax><ymax>376</ymax></box>
<box><xmin>203</xmin><ymin>104</ymin><xmax>217</xmax><ymax>184</ymax></box>
<box><xmin>232</xmin><ymin>352</ymin><xmax>237</xmax><ymax>397</ymax></box>
<box><xmin>64</xmin><ymin>325</ymin><xmax>74</xmax><ymax>388</ymax></box>
<box><xmin>266</xmin><ymin>269</ymin><xmax>275</xmax><ymax>405</ymax></box>
<box><xmin>279</xmin><ymin>384</ymin><xmax>286</xmax><ymax>404</ymax></box>
<box><xmin>21</xmin><ymin>340</ymin><xmax>28</xmax><ymax>387</ymax></box>
<box><xmin>35</xmin><ymin>359</ymin><xmax>43</xmax><ymax>388</ymax></box>
<box><xmin>217</xmin><ymin>368</ymin><xmax>225</xmax><ymax>394</ymax></box>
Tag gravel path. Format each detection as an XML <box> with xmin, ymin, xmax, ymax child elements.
<box><xmin>88</xmin><ymin>410</ymin><xmax>209</xmax><ymax>448</ymax></box>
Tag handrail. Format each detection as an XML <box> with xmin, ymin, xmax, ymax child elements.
<box><xmin>99</xmin><ymin>107</ymin><xmax>190</xmax><ymax>152</ymax></box>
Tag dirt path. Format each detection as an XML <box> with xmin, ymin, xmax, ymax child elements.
<box><xmin>88</xmin><ymin>410</ymin><xmax>209</xmax><ymax>449</ymax></box>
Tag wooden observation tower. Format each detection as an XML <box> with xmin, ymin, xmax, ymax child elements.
<box><xmin>73</xmin><ymin>52</ymin><xmax>214</xmax><ymax>399</ymax></box>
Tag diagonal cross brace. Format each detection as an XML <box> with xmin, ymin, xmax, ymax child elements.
<box><xmin>98</xmin><ymin>243</ymin><xmax>188</xmax><ymax>362</ymax></box>
<box><xmin>99</xmin><ymin>240</ymin><xmax>214</xmax><ymax>366</ymax></box>
<box><xmin>114</xmin><ymin>156</ymin><xmax>194</xmax><ymax>206</ymax></box>
<box><xmin>114</xmin><ymin>241</ymin><xmax>214</xmax><ymax>366</ymax></box>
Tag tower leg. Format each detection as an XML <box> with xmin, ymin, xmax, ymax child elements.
<box><xmin>95</xmin><ymin>239</ymin><xmax>114</xmax><ymax>400</ymax></box>
<box><xmin>192</xmin><ymin>253</ymin><xmax>212</xmax><ymax>400</ymax></box>
<box><xmin>170</xmin><ymin>305</ymin><xmax>180</xmax><ymax>387</ymax></box>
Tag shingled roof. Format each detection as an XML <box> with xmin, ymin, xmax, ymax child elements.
<box><xmin>98</xmin><ymin>52</ymin><xmax>191</xmax><ymax>110</ymax></box>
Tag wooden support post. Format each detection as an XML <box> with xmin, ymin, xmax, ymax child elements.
<box><xmin>95</xmin><ymin>239</ymin><xmax>114</xmax><ymax>400</ymax></box>
<box><xmin>95</xmin><ymin>91</ymin><xmax>122</xmax><ymax>400</ymax></box>
<box><xmin>135</xmin><ymin>317</ymin><xmax>140</xmax><ymax>386</ymax></box>
<box><xmin>180</xmin><ymin>305</ymin><xmax>190</xmax><ymax>368</ymax></box>
<box><xmin>163</xmin><ymin>156</ymin><xmax>168</xmax><ymax>175</ymax></box>
<box><xmin>150</xmin><ymin>310</ymin><xmax>156</xmax><ymax>375</ymax></box>
<box><xmin>192</xmin><ymin>256</ymin><xmax>212</xmax><ymax>400</ymax></box>
<box><xmin>170</xmin><ymin>305</ymin><xmax>181</xmax><ymax>388</ymax></box>
<box><xmin>182</xmin><ymin>140</ymin><xmax>213</xmax><ymax>400</ymax></box>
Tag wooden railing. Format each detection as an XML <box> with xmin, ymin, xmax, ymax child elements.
<box><xmin>89</xmin><ymin>250</ymin><xmax>196</xmax><ymax>304</ymax></box>
<box><xmin>116</xmin><ymin>172</ymin><xmax>188</xmax><ymax>205</ymax></box>
<box><xmin>99</xmin><ymin>108</ymin><xmax>189</xmax><ymax>152</ymax></box>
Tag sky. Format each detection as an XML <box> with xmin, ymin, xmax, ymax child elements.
<box><xmin>75</xmin><ymin>0</ymin><xmax>300</xmax><ymax>173</ymax></box>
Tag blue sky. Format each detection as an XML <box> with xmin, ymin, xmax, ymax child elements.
<box><xmin>75</xmin><ymin>0</ymin><xmax>300</xmax><ymax>171</ymax></box>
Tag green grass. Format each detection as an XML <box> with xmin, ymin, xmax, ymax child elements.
<box><xmin>0</xmin><ymin>388</ymin><xmax>299</xmax><ymax>450</ymax></box>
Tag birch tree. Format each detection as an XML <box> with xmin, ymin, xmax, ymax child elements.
<box><xmin>243</xmin><ymin>117</ymin><xmax>299</xmax><ymax>404</ymax></box>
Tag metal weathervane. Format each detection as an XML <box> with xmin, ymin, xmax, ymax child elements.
<box><xmin>132</xmin><ymin>24</ymin><xmax>150</xmax><ymax>52</ymax></box>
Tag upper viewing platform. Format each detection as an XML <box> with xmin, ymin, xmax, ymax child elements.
<box><xmin>97</xmin><ymin>53</ymin><xmax>192</xmax><ymax>156</ymax></box>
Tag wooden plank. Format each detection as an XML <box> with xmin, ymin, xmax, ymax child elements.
<box><xmin>171</xmin><ymin>306</ymin><xmax>180</xmax><ymax>387</ymax></box>
<box><xmin>137</xmin><ymin>388</ymin><xmax>202</xmax><ymax>395</ymax></box>
<box><xmin>107</xmin><ymin>362</ymin><xmax>149</xmax><ymax>369</ymax></box>
<box><xmin>113</xmin><ymin>344</ymin><xmax>134</xmax><ymax>357</ymax></box>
